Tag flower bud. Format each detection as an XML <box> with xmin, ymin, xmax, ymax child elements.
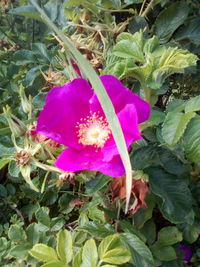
<box><xmin>19</xmin><ymin>85</ymin><xmax>32</xmax><ymax>114</ymax></box>
<box><xmin>3</xmin><ymin>106</ymin><xmax>26</xmax><ymax>136</ymax></box>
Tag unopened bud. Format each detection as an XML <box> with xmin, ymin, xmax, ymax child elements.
<box><xmin>19</xmin><ymin>85</ymin><xmax>32</xmax><ymax>114</ymax></box>
<box><xmin>3</xmin><ymin>106</ymin><xmax>26</xmax><ymax>136</ymax></box>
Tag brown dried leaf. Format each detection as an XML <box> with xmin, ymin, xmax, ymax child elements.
<box><xmin>110</xmin><ymin>176</ymin><xmax>149</xmax><ymax>214</ymax></box>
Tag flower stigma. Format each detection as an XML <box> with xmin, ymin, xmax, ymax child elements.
<box><xmin>76</xmin><ymin>112</ymin><xmax>111</xmax><ymax>148</ymax></box>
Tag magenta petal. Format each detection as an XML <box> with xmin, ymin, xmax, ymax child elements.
<box><xmin>90</xmin><ymin>75</ymin><xmax>150</xmax><ymax>123</ymax></box>
<box><xmin>55</xmin><ymin>147</ymin><xmax>125</xmax><ymax>177</ymax></box>
<box><xmin>36</xmin><ymin>79</ymin><xmax>93</xmax><ymax>148</ymax></box>
<box><xmin>102</xmin><ymin>104</ymin><xmax>142</xmax><ymax>161</ymax></box>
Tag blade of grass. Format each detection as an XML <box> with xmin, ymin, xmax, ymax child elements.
<box><xmin>29</xmin><ymin>0</ymin><xmax>132</xmax><ymax>212</ymax></box>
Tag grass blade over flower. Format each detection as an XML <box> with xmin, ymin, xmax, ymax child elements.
<box><xmin>29</xmin><ymin>0</ymin><xmax>150</xmax><ymax>212</ymax></box>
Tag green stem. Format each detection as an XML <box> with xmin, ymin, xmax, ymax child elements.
<box><xmin>139</xmin><ymin>0</ymin><xmax>147</xmax><ymax>16</ymax></box>
<box><xmin>115</xmin><ymin>199</ymin><xmax>121</xmax><ymax>232</ymax></box>
<box><xmin>141</xmin><ymin>0</ymin><xmax>156</xmax><ymax>17</ymax></box>
<box><xmin>97</xmin><ymin>260</ymin><xmax>103</xmax><ymax>267</ymax></box>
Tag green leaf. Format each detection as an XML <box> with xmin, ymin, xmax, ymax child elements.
<box><xmin>158</xmin><ymin>148</ymin><xmax>186</xmax><ymax>176</ymax></box>
<box><xmin>0</xmin><ymin>158</ymin><xmax>10</xmax><ymax>170</ymax></box>
<box><xmin>175</xmin><ymin>17</ymin><xmax>200</xmax><ymax>45</ymax></box>
<box><xmin>35</xmin><ymin>207</ymin><xmax>51</xmax><ymax>228</ymax></box>
<box><xmin>157</xmin><ymin>226</ymin><xmax>182</xmax><ymax>246</ymax></box>
<box><xmin>30</xmin><ymin>0</ymin><xmax>133</xmax><ymax>213</ymax></box>
<box><xmin>51</xmin><ymin>217</ymin><xmax>65</xmax><ymax>232</ymax></box>
<box><xmin>26</xmin><ymin>223</ymin><xmax>40</xmax><ymax>246</ymax></box>
<box><xmin>161</xmin><ymin>260</ymin><xmax>184</xmax><ymax>267</ymax></box>
<box><xmin>147</xmin><ymin>167</ymin><xmax>193</xmax><ymax>223</ymax></box>
<box><xmin>56</xmin><ymin>229</ymin><xmax>72</xmax><ymax>264</ymax></box>
<box><xmin>81</xmin><ymin>239</ymin><xmax>98</xmax><ymax>267</ymax></box>
<box><xmin>73</xmin><ymin>249</ymin><xmax>83</xmax><ymax>267</ymax></box>
<box><xmin>9</xmin><ymin>5</ymin><xmax>42</xmax><ymax>21</ymax></box>
<box><xmin>25</xmin><ymin>66</ymin><xmax>43</xmax><ymax>87</ymax></box>
<box><xmin>8</xmin><ymin>225</ymin><xmax>27</xmax><ymax>243</ymax></box>
<box><xmin>151</xmin><ymin>243</ymin><xmax>177</xmax><ymax>261</ymax></box>
<box><xmin>41</xmin><ymin>261</ymin><xmax>66</xmax><ymax>267</ymax></box>
<box><xmin>0</xmin><ymin>184</ymin><xmax>7</xmax><ymax>197</ymax></box>
<box><xmin>119</xmin><ymin>220</ymin><xmax>146</xmax><ymax>242</ymax></box>
<box><xmin>29</xmin><ymin>244</ymin><xmax>59</xmax><ymax>262</ymax></box>
<box><xmin>32</xmin><ymin>92</ymin><xmax>47</xmax><ymax>110</ymax></box>
<box><xmin>185</xmin><ymin>95</ymin><xmax>200</xmax><ymax>113</ymax></box>
<box><xmin>155</xmin><ymin>2</ymin><xmax>189</xmax><ymax>43</ymax></box>
<box><xmin>0</xmin><ymin>144</ymin><xmax>15</xmax><ymax>157</ymax></box>
<box><xmin>166</xmin><ymin>99</ymin><xmax>185</xmax><ymax>113</ymax></box>
<box><xmin>79</xmin><ymin>222</ymin><xmax>115</xmax><ymax>238</ymax></box>
<box><xmin>146</xmin><ymin>109</ymin><xmax>165</xmax><ymax>126</ymax></box>
<box><xmin>9</xmin><ymin>245</ymin><xmax>30</xmax><ymax>259</ymax></box>
<box><xmin>128</xmin><ymin>16</ymin><xmax>148</xmax><ymax>34</ymax></box>
<box><xmin>183</xmin><ymin>115</ymin><xmax>200</xmax><ymax>163</ymax></box>
<box><xmin>13</xmin><ymin>50</ymin><xmax>37</xmax><ymax>65</ymax></box>
<box><xmin>153</xmin><ymin>47</ymin><xmax>197</xmax><ymax>83</ymax></box>
<box><xmin>85</xmin><ymin>174</ymin><xmax>111</xmax><ymax>195</ymax></box>
<box><xmin>8</xmin><ymin>160</ymin><xmax>20</xmax><ymax>177</ymax></box>
<box><xmin>120</xmin><ymin>233</ymin><xmax>154</xmax><ymax>265</ymax></box>
<box><xmin>132</xmin><ymin>194</ymin><xmax>156</xmax><ymax>229</ymax></box>
<box><xmin>98</xmin><ymin>234</ymin><xmax>131</xmax><ymax>264</ymax></box>
<box><xmin>113</xmin><ymin>40</ymin><xmax>144</xmax><ymax>62</ymax></box>
<box><xmin>141</xmin><ymin>220</ymin><xmax>156</xmax><ymax>245</ymax></box>
<box><xmin>178</xmin><ymin>222</ymin><xmax>200</xmax><ymax>244</ymax></box>
<box><xmin>162</xmin><ymin>111</ymin><xmax>196</xmax><ymax>146</ymax></box>
<box><xmin>88</xmin><ymin>206</ymin><xmax>105</xmax><ymax>223</ymax></box>
<box><xmin>32</xmin><ymin>43</ymin><xmax>51</xmax><ymax>62</ymax></box>
<box><xmin>131</xmin><ymin>145</ymin><xmax>159</xmax><ymax>170</ymax></box>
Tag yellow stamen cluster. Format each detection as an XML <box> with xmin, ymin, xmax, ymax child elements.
<box><xmin>76</xmin><ymin>112</ymin><xmax>111</xmax><ymax>148</ymax></box>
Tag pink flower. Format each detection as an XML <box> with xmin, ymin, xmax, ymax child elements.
<box><xmin>36</xmin><ymin>75</ymin><xmax>150</xmax><ymax>177</ymax></box>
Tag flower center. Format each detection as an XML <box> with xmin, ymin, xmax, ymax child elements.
<box><xmin>76</xmin><ymin>112</ymin><xmax>111</xmax><ymax>148</ymax></box>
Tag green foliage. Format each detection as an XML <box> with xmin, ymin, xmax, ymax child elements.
<box><xmin>1</xmin><ymin>0</ymin><xmax>200</xmax><ymax>266</ymax></box>
<box><xmin>109</xmin><ymin>31</ymin><xmax>198</xmax><ymax>97</ymax></box>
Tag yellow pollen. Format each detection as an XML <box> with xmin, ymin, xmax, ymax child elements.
<box><xmin>76</xmin><ymin>112</ymin><xmax>111</xmax><ymax>148</ymax></box>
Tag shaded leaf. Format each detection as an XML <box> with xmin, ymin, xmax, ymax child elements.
<box><xmin>120</xmin><ymin>233</ymin><xmax>154</xmax><ymax>266</ymax></box>
<box><xmin>155</xmin><ymin>2</ymin><xmax>189</xmax><ymax>43</ymax></box>
<box><xmin>147</xmin><ymin>167</ymin><xmax>192</xmax><ymax>223</ymax></box>
<box><xmin>9</xmin><ymin>5</ymin><xmax>42</xmax><ymax>21</ymax></box>
<box><xmin>85</xmin><ymin>174</ymin><xmax>111</xmax><ymax>195</ymax></box>
<box><xmin>183</xmin><ymin>115</ymin><xmax>200</xmax><ymax>163</ymax></box>
<box><xmin>151</xmin><ymin>242</ymin><xmax>177</xmax><ymax>261</ymax></box>
<box><xmin>157</xmin><ymin>226</ymin><xmax>183</xmax><ymax>246</ymax></box>
<box><xmin>26</xmin><ymin>223</ymin><xmax>40</xmax><ymax>246</ymax></box>
<box><xmin>175</xmin><ymin>17</ymin><xmax>200</xmax><ymax>45</ymax></box>
<box><xmin>35</xmin><ymin>207</ymin><xmax>51</xmax><ymax>228</ymax></box>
